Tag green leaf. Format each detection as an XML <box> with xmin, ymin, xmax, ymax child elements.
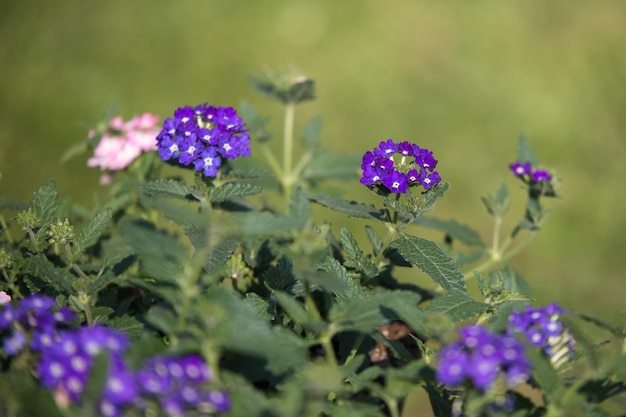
<box><xmin>413</xmin><ymin>217</ymin><xmax>485</xmax><ymax>247</ymax></box>
<box><xmin>365</xmin><ymin>225</ymin><xmax>383</xmax><ymax>254</ymax></box>
<box><xmin>203</xmin><ymin>238</ymin><xmax>240</xmax><ymax>273</ymax></box>
<box><xmin>82</xmin><ymin>352</ymin><xmax>110</xmax><ymax>406</ymax></box>
<box><xmin>210</xmin><ymin>182</ymin><xmax>263</xmax><ymax>203</ymax></box>
<box><xmin>274</xmin><ymin>291</ymin><xmax>325</xmax><ymax>331</ymax></box>
<box><xmin>316</xmin><ymin>256</ymin><xmax>365</xmax><ymax>299</ymax></box>
<box><xmin>73</xmin><ymin>208</ymin><xmax>112</xmax><ymax>257</ymax></box>
<box><xmin>119</xmin><ymin>217</ymin><xmax>187</xmax><ymax>284</ymax></box>
<box><xmin>391</xmin><ymin>235</ymin><xmax>467</xmax><ymax>293</ymax></box>
<box><xmin>59</xmin><ymin>140</ymin><xmax>88</xmax><ymax>164</ymax></box>
<box><xmin>302</xmin><ymin>115</ymin><xmax>323</xmax><ymax>148</ymax></box>
<box><xmin>20</xmin><ymin>256</ymin><xmax>73</xmax><ymax>293</ymax></box>
<box><xmin>289</xmin><ymin>186</ymin><xmax>312</xmax><ymax>223</ymax></box>
<box><xmin>31</xmin><ymin>180</ymin><xmax>58</xmax><ymax>228</ymax></box>
<box><xmin>424</xmin><ymin>291</ymin><xmax>491</xmax><ymax>323</ymax></box>
<box><xmin>309</xmin><ymin>194</ymin><xmax>385</xmax><ymax>221</ymax></box>
<box><xmin>413</xmin><ymin>182</ymin><xmax>450</xmax><ymax>217</ymax></box>
<box><xmin>236</xmin><ymin>212</ymin><xmax>305</xmax><ymax>235</ymax></box>
<box><xmin>141</xmin><ymin>179</ymin><xmax>197</xmax><ymax>200</ymax></box>
<box><xmin>221</xmin><ymin>168</ymin><xmax>273</xmax><ymax>181</ymax></box>
<box><xmin>144</xmin><ymin>304</ymin><xmax>178</xmax><ymax>335</ymax></box>
<box><xmin>517</xmin><ymin>135</ymin><xmax>539</xmax><ymax>166</ymax></box>
<box><xmin>492</xmin><ymin>265</ymin><xmax>533</xmax><ymax>297</ymax></box>
<box><xmin>340</xmin><ymin>228</ymin><xmax>378</xmax><ymax>278</ymax></box>
<box><xmin>525</xmin><ymin>343</ymin><xmax>564</xmax><ymax>401</ymax></box>
<box><xmin>481</xmin><ymin>183</ymin><xmax>510</xmax><ymax>217</ymax></box>
<box><xmin>244</xmin><ymin>293</ymin><xmax>274</xmax><ymax>320</ymax></box>
<box><xmin>302</xmin><ymin>150</ymin><xmax>361</xmax><ymax>181</ymax></box>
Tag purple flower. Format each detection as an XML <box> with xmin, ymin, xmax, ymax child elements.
<box><xmin>509</xmin><ymin>161</ymin><xmax>531</xmax><ymax>177</ymax></box>
<box><xmin>508</xmin><ymin>303</ymin><xmax>574</xmax><ymax>367</ymax></box>
<box><xmin>3</xmin><ymin>329</ymin><xmax>26</xmax><ymax>355</ymax></box>
<box><xmin>531</xmin><ymin>169</ymin><xmax>552</xmax><ymax>182</ymax></box>
<box><xmin>360</xmin><ymin>140</ymin><xmax>441</xmax><ymax>194</ymax></box>
<box><xmin>436</xmin><ymin>325</ymin><xmax>530</xmax><ymax>391</ymax></box>
<box><xmin>156</xmin><ymin>104</ymin><xmax>250</xmax><ymax>177</ymax></box>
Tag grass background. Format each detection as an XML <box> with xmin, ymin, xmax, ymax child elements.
<box><xmin>1</xmin><ymin>2</ymin><xmax>625</xmax><ymax>413</ymax></box>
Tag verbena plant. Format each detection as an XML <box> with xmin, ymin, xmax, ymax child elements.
<box><xmin>1</xmin><ymin>66</ymin><xmax>625</xmax><ymax>417</ymax></box>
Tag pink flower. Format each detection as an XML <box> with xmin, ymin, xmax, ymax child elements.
<box><xmin>87</xmin><ymin>113</ymin><xmax>160</xmax><ymax>177</ymax></box>
<box><xmin>0</xmin><ymin>291</ymin><xmax>11</xmax><ymax>305</ymax></box>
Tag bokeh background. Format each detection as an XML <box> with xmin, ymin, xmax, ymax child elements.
<box><xmin>1</xmin><ymin>2</ymin><xmax>625</xmax><ymax>413</ymax></box>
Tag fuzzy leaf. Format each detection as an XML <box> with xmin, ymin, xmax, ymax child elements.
<box><xmin>289</xmin><ymin>186</ymin><xmax>312</xmax><ymax>223</ymax></box>
<box><xmin>316</xmin><ymin>256</ymin><xmax>365</xmax><ymax>299</ymax></box>
<box><xmin>425</xmin><ymin>292</ymin><xmax>490</xmax><ymax>323</ymax></box>
<box><xmin>237</xmin><ymin>212</ymin><xmax>305</xmax><ymax>235</ymax></box>
<box><xmin>119</xmin><ymin>217</ymin><xmax>186</xmax><ymax>284</ymax></box>
<box><xmin>31</xmin><ymin>180</ymin><xmax>58</xmax><ymax>228</ymax></box>
<box><xmin>517</xmin><ymin>135</ymin><xmax>539</xmax><ymax>166</ymax></box>
<box><xmin>414</xmin><ymin>182</ymin><xmax>449</xmax><ymax>217</ymax></box>
<box><xmin>309</xmin><ymin>194</ymin><xmax>385</xmax><ymax>221</ymax></box>
<box><xmin>482</xmin><ymin>183</ymin><xmax>510</xmax><ymax>218</ymax></box>
<box><xmin>365</xmin><ymin>225</ymin><xmax>383</xmax><ymax>254</ymax></box>
<box><xmin>203</xmin><ymin>238</ymin><xmax>240</xmax><ymax>273</ymax></box>
<box><xmin>340</xmin><ymin>228</ymin><xmax>378</xmax><ymax>278</ymax></box>
<box><xmin>274</xmin><ymin>291</ymin><xmax>325</xmax><ymax>331</ymax></box>
<box><xmin>414</xmin><ymin>217</ymin><xmax>485</xmax><ymax>247</ymax></box>
<box><xmin>391</xmin><ymin>235</ymin><xmax>467</xmax><ymax>293</ymax></box>
<box><xmin>20</xmin><ymin>257</ymin><xmax>73</xmax><ymax>293</ymax></box>
<box><xmin>73</xmin><ymin>208</ymin><xmax>112</xmax><ymax>257</ymax></box>
<box><xmin>210</xmin><ymin>183</ymin><xmax>263</xmax><ymax>203</ymax></box>
<box><xmin>141</xmin><ymin>179</ymin><xmax>197</xmax><ymax>200</ymax></box>
<box><xmin>144</xmin><ymin>304</ymin><xmax>178</xmax><ymax>335</ymax></box>
<box><xmin>302</xmin><ymin>115</ymin><xmax>323</xmax><ymax>148</ymax></box>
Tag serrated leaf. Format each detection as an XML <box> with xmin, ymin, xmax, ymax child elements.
<box><xmin>414</xmin><ymin>182</ymin><xmax>450</xmax><ymax>217</ymax></box>
<box><xmin>481</xmin><ymin>183</ymin><xmax>510</xmax><ymax>217</ymax></box>
<box><xmin>301</xmin><ymin>150</ymin><xmax>361</xmax><ymax>180</ymax></box>
<box><xmin>31</xmin><ymin>180</ymin><xmax>58</xmax><ymax>228</ymax></box>
<box><xmin>244</xmin><ymin>293</ymin><xmax>274</xmax><ymax>320</ymax></box>
<box><xmin>365</xmin><ymin>225</ymin><xmax>383</xmax><ymax>254</ymax></box>
<box><xmin>303</xmin><ymin>115</ymin><xmax>323</xmax><ymax>148</ymax></box>
<box><xmin>139</xmin><ymin>195</ymin><xmax>207</xmax><ymax>228</ymax></box>
<box><xmin>221</xmin><ymin>168</ymin><xmax>273</xmax><ymax>180</ymax></box>
<box><xmin>274</xmin><ymin>291</ymin><xmax>325</xmax><ymax>332</ymax></box>
<box><xmin>73</xmin><ymin>208</ymin><xmax>112</xmax><ymax>257</ymax></box>
<box><xmin>414</xmin><ymin>217</ymin><xmax>485</xmax><ymax>247</ymax></box>
<box><xmin>316</xmin><ymin>256</ymin><xmax>365</xmax><ymax>300</ymax></box>
<box><xmin>517</xmin><ymin>135</ymin><xmax>539</xmax><ymax>166</ymax></box>
<box><xmin>141</xmin><ymin>179</ymin><xmax>197</xmax><ymax>200</ymax></box>
<box><xmin>492</xmin><ymin>265</ymin><xmax>533</xmax><ymax>297</ymax></box>
<box><xmin>309</xmin><ymin>194</ymin><xmax>385</xmax><ymax>221</ymax></box>
<box><xmin>391</xmin><ymin>235</ymin><xmax>467</xmax><ymax>293</ymax></box>
<box><xmin>237</xmin><ymin>212</ymin><xmax>305</xmax><ymax>235</ymax></box>
<box><xmin>424</xmin><ymin>292</ymin><xmax>491</xmax><ymax>323</ymax></box>
<box><xmin>20</xmin><ymin>257</ymin><xmax>73</xmax><ymax>293</ymax></box>
<box><xmin>289</xmin><ymin>186</ymin><xmax>311</xmax><ymax>223</ymax></box>
<box><xmin>203</xmin><ymin>238</ymin><xmax>240</xmax><ymax>273</ymax></box>
<box><xmin>340</xmin><ymin>228</ymin><xmax>378</xmax><ymax>278</ymax></box>
<box><xmin>210</xmin><ymin>183</ymin><xmax>263</xmax><ymax>203</ymax></box>
<box><xmin>119</xmin><ymin>217</ymin><xmax>187</xmax><ymax>284</ymax></box>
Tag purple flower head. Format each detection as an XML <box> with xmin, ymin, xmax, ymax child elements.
<box><xmin>3</xmin><ymin>329</ymin><xmax>26</xmax><ymax>355</ymax></box>
<box><xmin>531</xmin><ymin>169</ymin><xmax>552</xmax><ymax>183</ymax></box>
<box><xmin>436</xmin><ymin>325</ymin><xmax>530</xmax><ymax>391</ymax></box>
<box><xmin>509</xmin><ymin>161</ymin><xmax>532</xmax><ymax>177</ymax></box>
<box><xmin>156</xmin><ymin>104</ymin><xmax>250</xmax><ymax>177</ymax></box>
<box><xmin>360</xmin><ymin>140</ymin><xmax>441</xmax><ymax>194</ymax></box>
<box><xmin>508</xmin><ymin>303</ymin><xmax>574</xmax><ymax>367</ymax></box>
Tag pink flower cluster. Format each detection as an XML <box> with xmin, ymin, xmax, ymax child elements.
<box><xmin>87</xmin><ymin>113</ymin><xmax>160</xmax><ymax>183</ymax></box>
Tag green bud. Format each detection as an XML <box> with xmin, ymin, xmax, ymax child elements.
<box><xmin>15</xmin><ymin>208</ymin><xmax>40</xmax><ymax>231</ymax></box>
<box><xmin>47</xmin><ymin>218</ymin><xmax>75</xmax><ymax>244</ymax></box>
<box><xmin>250</xmin><ymin>65</ymin><xmax>316</xmax><ymax>105</ymax></box>
<box><xmin>0</xmin><ymin>249</ymin><xmax>13</xmax><ymax>269</ymax></box>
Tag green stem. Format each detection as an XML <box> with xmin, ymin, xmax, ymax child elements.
<box><xmin>260</xmin><ymin>143</ymin><xmax>283</xmax><ymax>178</ymax></box>
<box><xmin>0</xmin><ymin>215</ymin><xmax>13</xmax><ymax>244</ymax></box>
<box><xmin>381</xmin><ymin>394</ymin><xmax>401</xmax><ymax>417</ymax></box>
<box><xmin>282</xmin><ymin>102</ymin><xmax>296</xmax><ymax>207</ymax></box>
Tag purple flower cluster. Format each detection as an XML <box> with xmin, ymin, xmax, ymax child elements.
<box><xmin>360</xmin><ymin>140</ymin><xmax>441</xmax><ymax>194</ymax></box>
<box><xmin>509</xmin><ymin>161</ymin><xmax>552</xmax><ymax>183</ymax></box>
<box><xmin>436</xmin><ymin>325</ymin><xmax>530</xmax><ymax>391</ymax></box>
<box><xmin>156</xmin><ymin>104</ymin><xmax>251</xmax><ymax>177</ymax></box>
<box><xmin>0</xmin><ymin>294</ymin><xmax>75</xmax><ymax>356</ymax></box>
<box><xmin>136</xmin><ymin>355</ymin><xmax>230</xmax><ymax>415</ymax></box>
<box><xmin>1</xmin><ymin>295</ymin><xmax>230</xmax><ymax>416</ymax></box>
<box><xmin>508</xmin><ymin>303</ymin><xmax>575</xmax><ymax>368</ymax></box>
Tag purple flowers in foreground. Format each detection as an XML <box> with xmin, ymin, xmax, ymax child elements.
<box><xmin>436</xmin><ymin>325</ymin><xmax>530</xmax><ymax>391</ymax></box>
<box><xmin>509</xmin><ymin>160</ymin><xmax>552</xmax><ymax>183</ymax></box>
<box><xmin>156</xmin><ymin>104</ymin><xmax>251</xmax><ymax>177</ymax></box>
<box><xmin>360</xmin><ymin>139</ymin><xmax>441</xmax><ymax>194</ymax></box>
<box><xmin>0</xmin><ymin>295</ymin><xmax>230</xmax><ymax>416</ymax></box>
<box><xmin>509</xmin><ymin>303</ymin><xmax>575</xmax><ymax>368</ymax></box>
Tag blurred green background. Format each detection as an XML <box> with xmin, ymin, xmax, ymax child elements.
<box><xmin>1</xmin><ymin>0</ymin><xmax>625</xmax><ymax>354</ymax></box>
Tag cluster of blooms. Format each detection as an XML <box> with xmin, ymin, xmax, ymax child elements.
<box><xmin>136</xmin><ymin>355</ymin><xmax>230</xmax><ymax>415</ymax></box>
<box><xmin>0</xmin><ymin>294</ymin><xmax>76</xmax><ymax>355</ymax></box>
<box><xmin>156</xmin><ymin>104</ymin><xmax>251</xmax><ymax>177</ymax></box>
<box><xmin>360</xmin><ymin>139</ymin><xmax>441</xmax><ymax>194</ymax></box>
<box><xmin>0</xmin><ymin>295</ymin><xmax>230</xmax><ymax>417</ymax></box>
<box><xmin>436</xmin><ymin>325</ymin><xmax>530</xmax><ymax>391</ymax></box>
<box><xmin>508</xmin><ymin>303</ymin><xmax>575</xmax><ymax>368</ymax></box>
<box><xmin>509</xmin><ymin>160</ymin><xmax>552</xmax><ymax>183</ymax></box>
<box><xmin>87</xmin><ymin>113</ymin><xmax>161</xmax><ymax>183</ymax></box>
